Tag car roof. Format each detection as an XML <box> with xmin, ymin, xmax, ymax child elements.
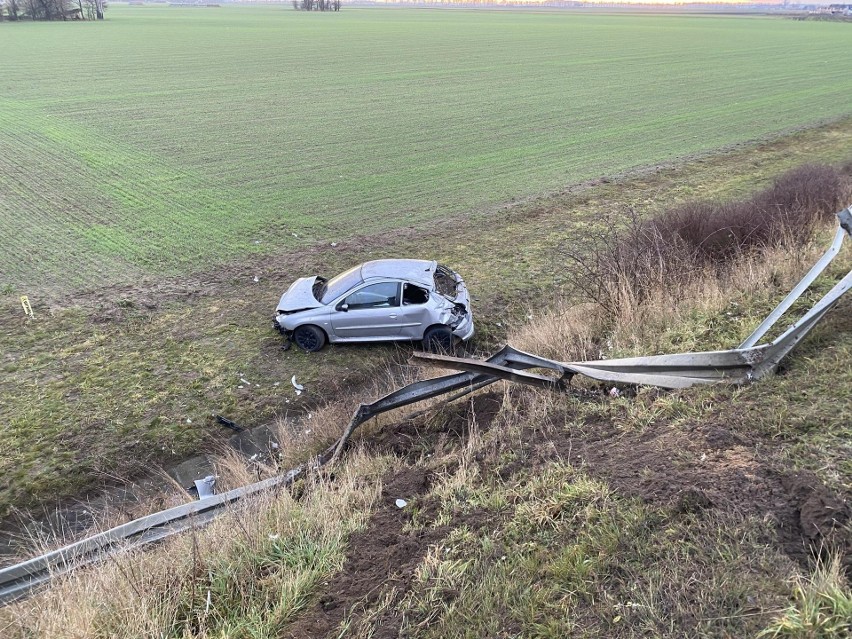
<box><xmin>360</xmin><ymin>259</ymin><xmax>436</xmax><ymax>288</ymax></box>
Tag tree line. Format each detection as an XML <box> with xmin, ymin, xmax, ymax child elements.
<box><xmin>292</xmin><ymin>0</ymin><xmax>341</xmax><ymax>10</ymax></box>
<box><xmin>0</xmin><ymin>0</ymin><xmax>105</xmax><ymax>20</ymax></box>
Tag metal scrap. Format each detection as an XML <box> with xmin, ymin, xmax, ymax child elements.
<box><xmin>1</xmin><ymin>207</ymin><xmax>848</xmax><ymax>607</ymax></box>
<box><xmin>416</xmin><ymin>207</ymin><xmax>852</xmax><ymax>390</ymax></box>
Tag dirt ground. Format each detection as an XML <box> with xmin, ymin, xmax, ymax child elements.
<box><xmin>527</xmin><ymin>413</ymin><xmax>851</xmax><ymax>571</ymax></box>
<box><xmin>283</xmin><ymin>393</ymin><xmax>503</xmax><ymax>639</ymax></box>
<box><xmin>278</xmin><ymin>387</ymin><xmax>849</xmax><ymax>638</ymax></box>
<box><xmin>282</xmin><ymin>466</ymin><xmax>444</xmax><ymax>639</ymax></box>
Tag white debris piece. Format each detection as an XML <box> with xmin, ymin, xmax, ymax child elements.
<box><xmin>194</xmin><ymin>475</ymin><xmax>216</xmax><ymax>499</ymax></box>
<box><xmin>268</xmin><ymin>533</ymin><xmax>280</xmax><ymax>540</ymax></box>
<box><xmin>240</xmin><ymin>378</ymin><xmax>251</xmax><ymax>386</ymax></box>
<box><xmin>291</xmin><ymin>375</ymin><xmax>304</xmax><ymax>395</ymax></box>
<box><xmin>330</xmin><ymin>242</ymin><xmax>338</xmax><ymax>247</ymax></box>
<box><xmin>395</xmin><ymin>499</ymin><xmax>408</xmax><ymax>509</ymax></box>
<box><xmin>253</xmin><ymin>276</ymin><xmax>259</xmax><ymax>283</ymax></box>
<box><xmin>609</xmin><ymin>387</ymin><xmax>621</xmax><ymax>398</ymax></box>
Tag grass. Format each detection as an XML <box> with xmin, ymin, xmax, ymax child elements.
<box><xmin>0</xmin><ymin>450</ymin><xmax>392</xmax><ymax>639</ymax></box>
<box><xmin>1</xmin><ymin>8</ymin><xmax>851</xmax><ymax>636</ymax></box>
<box><xmin>1</xmin><ymin>116</ymin><xmax>851</xmax><ymax>520</ymax></box>
<box><xmin>2</xmin><ymin>6</ymin><xmax>852</xmax><ymax>517</ymax></box>
<box><xmin>389</xmin><ymin>465</ymin><xmax>791</xmax><ymax>638</ymax></box>
<box><xmin>1</xmin><ymin>8</ymin><xmax>852</xmax><ymax>293</ymax></box>
<box><xmin>2</xmin><ymin>162</ymin><xmax>851</xmax><ymax>636</ymax></box>
<box><xmin>759</xmin><ymin>554</ymin><xmax>852</xmax><ymax>638</ymax></box>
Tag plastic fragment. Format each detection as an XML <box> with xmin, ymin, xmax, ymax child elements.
<box><xmin>291</xmin><ymin>376</ymin><xmax>304</xmax><ymax>395</ymax></box>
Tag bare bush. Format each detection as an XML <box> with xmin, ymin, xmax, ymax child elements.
<box><xmin>563</xmin><ymin>164</ymin><xmax>849</xmax><ymax>318</ymax></box>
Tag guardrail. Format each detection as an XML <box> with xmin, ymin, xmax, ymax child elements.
<box><xmin>1</xmin><ymin>207</ymin><xmax>849</xmax><ymax>607</ymax></box>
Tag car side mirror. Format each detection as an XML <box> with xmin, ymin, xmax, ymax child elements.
<box><xmin>338</xmin><ymin>303</ymin><xmax>349</xmax><ymax>312</ymax></box>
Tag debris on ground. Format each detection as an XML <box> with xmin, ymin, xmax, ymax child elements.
<box><xmin>292</xmin><ymin>376</ymin><xmax>305</xmax><ymax>395</ymax></box>
<box><xmin>213</xmin><ymin>414</ymin><xmax>244</xmax><ymax>432</ymax></box>
<box><xmin>193</xmin><ymin>476</ymin><xmax>216</xmax><ymax>499</ymax></box>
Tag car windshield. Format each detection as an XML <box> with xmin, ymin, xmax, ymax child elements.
<box><xmin>316</xmin><ymin>265</ymin><xmax>363</xmax><ymax>304</ymax></box>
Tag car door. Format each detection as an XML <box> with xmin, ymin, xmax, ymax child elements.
<box><xmin>330</xmin><ymin>281</ymin><xmax>403</xmax><ymax>340</ymax></box>
<box><xmin>398</xmin><ymin>282</ymin><xmax>434</xmax><ymax>339</ymax></box>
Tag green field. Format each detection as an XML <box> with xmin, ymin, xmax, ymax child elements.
<box><xmin>1</xmin><ymin>7</ymin><xmax>851</xmax><ymax>294</ymax></box>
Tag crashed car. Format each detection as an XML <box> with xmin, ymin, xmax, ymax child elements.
<box><xmin>274</xmin><ymin>259</ymin><xmax>474</xmax><ymax>352</ymax></box>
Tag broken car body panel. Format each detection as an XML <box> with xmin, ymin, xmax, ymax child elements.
<box><xmin>275</xmin><ymin>276</ymin><xmax>325</xmax><ymax>313</ymax></box>
<box><xmin>274</xmin><ymin>259</ymin><xmax>474</xmax><ymax>347</ymax></box>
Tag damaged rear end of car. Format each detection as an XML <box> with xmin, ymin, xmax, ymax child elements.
<box><xmin>433</xmin><ymin>263</ymin><xmax>474</xmax><ymax>342</ymax></box>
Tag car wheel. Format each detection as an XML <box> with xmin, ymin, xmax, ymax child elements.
<box><xmin>293</xmin><ymin>325</ymin><xmax>327</xmax><ymax>352</ymax></box>
<box><xmin>423</xmin><ymin>326</ymin><xmax>454</xmax><ymax>354</ymax></box>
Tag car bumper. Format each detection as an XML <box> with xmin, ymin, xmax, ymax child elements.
<box><xmin>452</xmin><ymin>315</ymin><xmax>475</xmax><ymax>342</ymax></box>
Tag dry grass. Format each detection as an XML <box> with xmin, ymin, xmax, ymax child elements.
<box><xmin>0</xmin><ymin>451</ymin><xmax>392</xmax><ymax>639</ymax></box>
<box><xmin>513</xmin><ymin>226</ymin><xmax>846</xmax><ymax>360</ymax></box>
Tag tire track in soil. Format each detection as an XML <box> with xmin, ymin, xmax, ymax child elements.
<box><xmin>282</xmin><ymin>393</ymin><xmax>504</xmax><ymax>639</ymax></box>
<box><xmin>281</xmin><ymin>466</ymin><xmax>445</xmax><ymax>639</ymax></box>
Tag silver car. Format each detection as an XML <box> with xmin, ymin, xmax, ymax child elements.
<box><xmin>274</xmin><ymin>259</ymin><xmax>474</xmax><ymax>352</ymax></box>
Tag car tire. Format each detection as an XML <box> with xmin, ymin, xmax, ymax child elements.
<box><xmin>423</xmin><ymin>326</ymin><xmax>455</xmax><ymax>354</ymax></box>
<box><xmin>293</xmin><ymin>325</ymin><xmax>327</xmax><ymax>352</ymax></box>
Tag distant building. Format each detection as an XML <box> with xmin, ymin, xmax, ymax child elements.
<box><xmin>815</xmin><ymin>3</ymin><xmax>852</xmax><ymax>13</ymax></box>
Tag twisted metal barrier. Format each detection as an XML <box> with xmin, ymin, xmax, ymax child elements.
<box><xmin>1</xmin><ymin>207</ymin><xmax>849</xmax><ymax>606</ymax></box>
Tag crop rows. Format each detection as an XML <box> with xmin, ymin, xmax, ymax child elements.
<box><xmin>1</xmin><ymin>7</ymin><xmax>851</xmax><ymax>295</ymax></box>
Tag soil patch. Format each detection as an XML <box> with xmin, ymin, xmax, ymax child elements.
<box><xmin>366</xmin><ymin>392</ymin><xmax>503</xmax><ymax>461</ymax></box>
<box><xmin>536</xmin><ymin>418</ymin><xmax>851</xmax><ymax>569</ymax></box>
<box><xmin>282</xmin><ymin>466</ymin><xmax>445</xmax><ymax>639</ymax></box>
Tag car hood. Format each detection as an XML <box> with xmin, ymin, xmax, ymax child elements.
<box><xmin>276</xmin><ymin>276</ymin><xmax>324</xmax><ymax>312</ymax></box>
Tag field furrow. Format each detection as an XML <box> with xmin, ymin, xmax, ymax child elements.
<box><xmin>1</xmin><ymin>8</ymin><xmax>851</xmax><ymax>294</ymax></box>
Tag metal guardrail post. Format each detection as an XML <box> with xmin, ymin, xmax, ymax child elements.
<box><xmin>739</xmin><ymin>206</ymin><xmax>852</xmax><ymax>348</ymax></box>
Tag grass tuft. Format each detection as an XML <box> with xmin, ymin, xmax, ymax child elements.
<box><xmin>759</xmin><ymin>553</ymin><xmax>852</xmax><ymax>639</ymax></box>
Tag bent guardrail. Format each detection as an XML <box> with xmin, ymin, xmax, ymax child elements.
<box><xmin>1</xmin><ymin>206</ymin><xmax>849</xmax><ymax>607</ymax></box>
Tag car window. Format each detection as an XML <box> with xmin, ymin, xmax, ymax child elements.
<box><xmin>344</xmin><ymin>282</ymin><xmax>400</xmax><ymax>309</ymax></box>
<box><xmin>402</xmin><ymin>283</ymin><xmax>429</xmax><ymax>305</ymax></box>
<box><xmin>319</xmin><ymin>266</ymin><xmax>363</xmax><ymax>304</ymax></box>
